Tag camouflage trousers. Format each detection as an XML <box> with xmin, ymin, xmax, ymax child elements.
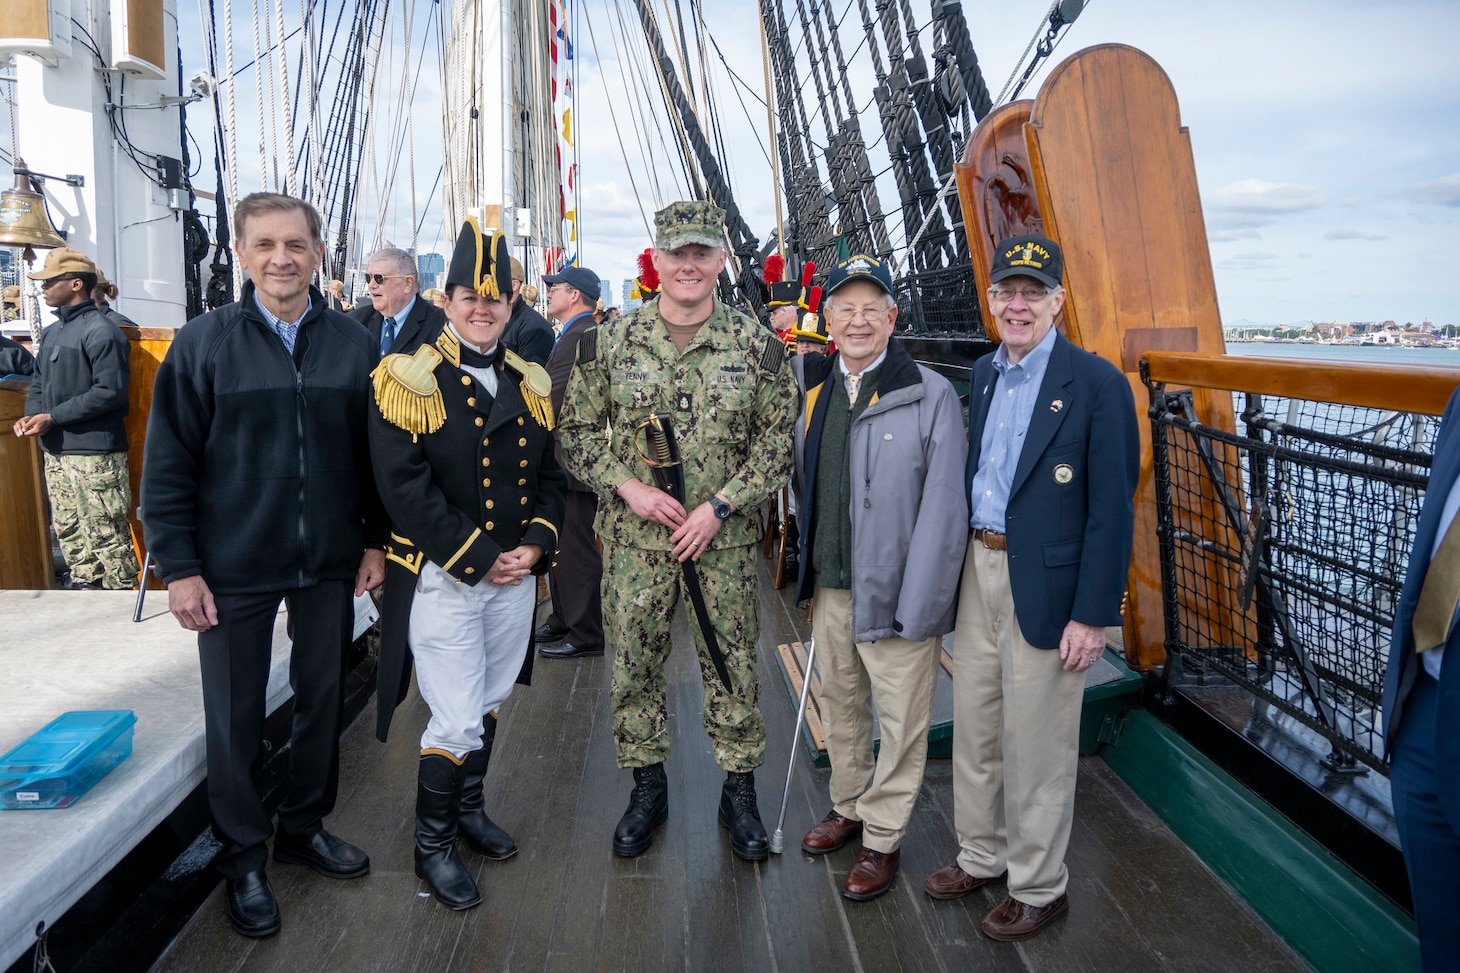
<box><xmin>43</xmin><ymin>451</ymin><xmax>139</xmax><ymax>589</ymax></box>
<box><xmin>603</xmin><ymin>542</ymin><xmax>765</xmax><ymax>773</ymax></box>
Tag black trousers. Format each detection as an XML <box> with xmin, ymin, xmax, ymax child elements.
<box><xmin>198</xmin><ymin>579</ymin><xmax>352</xmax><ymax>879</ymax></box>
<box><xmin>546</xmin><ymin>489</ymin><xmax>605</xmax><ymax>652</ymax></box>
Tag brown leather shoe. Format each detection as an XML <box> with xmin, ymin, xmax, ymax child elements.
<box><xmin>924</xmin><ymin>862</ymin><xmax>994</xmax><ymax>900</ymax></box>
<box><xmin>801</xmin><ymin>810</ymin><xmax>863</xmax><ymax>855</ymax></box>
<box><xmin>842</xmin><ymin>847</ymin><xmax>899</xmax><ymax>901</ymax></box>
<box><xmin>981</xmin><ymin>893</ymin><xmax>1069</xmax><ymax>941</ymax></box>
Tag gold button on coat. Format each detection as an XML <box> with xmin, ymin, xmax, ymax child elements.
<box><xmin>475</xmin><ymin>417</ymin><xmax>484</xmax><ymax>427</ymax></box>
<box><xmin>465</xmin><ymin>566</ymin><xmax>475</xmax><ymax>574</ymax></box>
<box><xmin>518</xmin><ymin>437</ymin><xmax>527</xmax><ymax>447</ymax></box>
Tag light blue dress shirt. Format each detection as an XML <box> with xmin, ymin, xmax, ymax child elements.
<box><xmin>970</xmin><ymin>325</ymin><xmax>1058</xmax><ymax>532</ymax></box>
<box><xmin>253</xmin><ymin>292</ymin><xmax>312</xmax><ymax>355</ymax></box>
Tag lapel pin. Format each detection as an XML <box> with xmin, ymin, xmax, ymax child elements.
<box><xmin>1050</xmin><ymin>399</ymin><xmax>1064</xmax><ymax>413</ymax></box>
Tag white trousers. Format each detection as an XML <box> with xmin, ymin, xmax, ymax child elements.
<box><xmin>409</xmin><ymin>561</ymin><xmax>535</xmax><ymax>757</ymax></box>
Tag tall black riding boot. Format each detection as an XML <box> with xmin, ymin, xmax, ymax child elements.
<box><xmin>612</xmin><ymin>763</ymin><xmax>668</xmax><ymax>857</ymax></box>
<box><xmin>414</xmin><ymin>753</ymin><xmax>482</xmax><ymax>909</ymax></box>
<box><xmin>719</xmin><ymin>771</ymin><xmax>770</xmax><ymax>862</ymax></box>
<box><xmin>459</xmin><ymin>714</ymin><xmax>517</xmax><ymax>860</ymax></box>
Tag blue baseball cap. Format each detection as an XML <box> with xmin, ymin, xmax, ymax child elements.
<box><xmin>541</xmin><ymin>265</ymin><xmax>602</xmax><ymax>298</ymax></box>
<box><xmin>824</xmin><ymin>253</ymin><xmax>893</xmax><ymax>297</ymax></box>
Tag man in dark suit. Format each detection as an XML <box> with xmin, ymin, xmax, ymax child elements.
<box><xmin>351</xmin><ymin>247</ymin><xmax>445</xmax><ymax>356</ymax></box>
<box><xmin>534</xmin><ymin>264</ymin><xmax>606</xmax><ymax>659</ymax></box>
<box><xmin>924</xmin><ymin>234</ymin><xmax>1139</xmax><ymax>942</ymax></box>
<box><xmin>501</xmin><ymin>257</ymin><xmax>554</xmax><ymax>365</ymax></box>
<box><xmin>1383</xmin><ymin>387</ymin><xmax>1460</xmax><ymax>972</ymax></box>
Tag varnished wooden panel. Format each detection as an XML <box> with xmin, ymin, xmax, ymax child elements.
<box><xmin>955</xmin><ymin>100</ymin><xmax>1070</xmax><ymax>342</ymax></box>
<box><xmin>0</xmin><ymin>384</ymin><xmax>50</xmax><ymax>589</ymax></box>
<box><xmin>1027</xmin><ymin>44</ymin><xmax>1241</xmax><ymax>668</ymax></box>
<box><xmin>119</xmin><ymin>326</ymin><xmax>176</xmax><ymax>588</ymax></box>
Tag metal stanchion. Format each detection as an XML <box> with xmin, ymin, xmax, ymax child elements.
<box><xmin>132</xmin><ymin>550</ymin><xmax>152</xmax><ymax>622</ymax></box>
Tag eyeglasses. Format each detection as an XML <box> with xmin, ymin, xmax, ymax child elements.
<box><xmin>826</xmin><ymin>306</ymin><xmax>891</xmax><ymax>324</ymax></box>
<box><xmin>988</xmin><ymin>285</ymin><xmax>1052</xmax><ymax>304</ymax></box>
<box><xmin>40</xmin><ymin>277</ymin><xmax>73</xmax><ymax>290</ymax></box>
<box><xmin>547</xmin><ymin>283</ymin><xmax>575</xmax><ymax>294</ymax></box>
<box><xmin>367</xmin><ymin>273</ymin><xmax>412</xmax><ymax>285</ymax></box>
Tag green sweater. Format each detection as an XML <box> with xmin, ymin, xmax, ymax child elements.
<box><xmin>810</xmin><ymin>364</ymin><xmax>881</xmax><ymax>590</ymax></box>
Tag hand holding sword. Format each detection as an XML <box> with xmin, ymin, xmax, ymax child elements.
<box><xmin>630</xmin><ymin>413</ymin><xmax>735</xmax><ymax>693</ymax></box>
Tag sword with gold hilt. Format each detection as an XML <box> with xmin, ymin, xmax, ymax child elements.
<box><xmin>633</xmin><ymin>413</ymin><xmax>734</xmax><ymax>695</ymax></box>
<box><xmin>772</xmin><ymin>485</ymin><xmax>791</xmax><ymax>590</ymax></box>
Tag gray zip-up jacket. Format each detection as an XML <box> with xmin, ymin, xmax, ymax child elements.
<box><xmin>793</xmin><ymin>340</ymin><xmax>969</xmax><ymax>642</ymax></box>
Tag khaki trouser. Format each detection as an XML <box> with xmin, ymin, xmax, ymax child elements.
<box><xmin>43</xmin><ymin>451</ymin><xmax>139</xmax><ymax>589</ymax></box>
<box><xmin>951</xmin><ymin>538</ymin><xmax>1087</xmax><ymax>906</ymax></box>
<box><xmin>812</xmin><ymin>586</ymin><xmax>941</xmax><ymax>853</ymax></box>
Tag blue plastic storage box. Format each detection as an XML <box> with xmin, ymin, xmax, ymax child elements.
<box><xmin>0</xmin><ymin>710</ymin><xmax>137</xmax><ymax>809</ymax></box>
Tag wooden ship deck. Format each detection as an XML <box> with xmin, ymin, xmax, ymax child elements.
<box><xmin>151</xmin><ymin>563</ymin><xmax>1301</xmax><ymax>973</ymax></box>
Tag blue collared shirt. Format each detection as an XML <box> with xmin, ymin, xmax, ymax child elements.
<box><xmin>970</xmin><ymin>325</ymin><xmax>1058</xmax><ymax>532</ymax></box>
<box><xmin>253</xmin><ymin>291</ymin><xmax>312</xmax><ymax>355</ymax></box>
<box><xmin>554</xmin><ymin>310</ymin><xmax>595</xmax><ymax>345</ymax></box>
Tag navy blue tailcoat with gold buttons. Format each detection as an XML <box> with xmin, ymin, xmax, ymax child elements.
<box><xmin>368</xmin><ymin>329</ymin><xmax>566</xmax><ymax>742</ymax></box>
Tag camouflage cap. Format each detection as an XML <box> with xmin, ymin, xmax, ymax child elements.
<box><xmin>654</xmin><ymin>200</ymin><xmax>725</xmax><ymax>252</ymax></box>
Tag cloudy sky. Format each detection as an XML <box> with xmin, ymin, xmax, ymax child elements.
<box><xmin>173</xmin><ymin>0</ymin><xmax>1458</xmax><ymax>326</ymax></box>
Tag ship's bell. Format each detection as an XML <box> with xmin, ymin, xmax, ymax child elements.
<box><xmin>0</xmin><ymin>160</ymin><xmax>67</xmax><ymax>257</ymax></box>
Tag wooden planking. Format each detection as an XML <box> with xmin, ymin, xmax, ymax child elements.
<box><xmin>151</xmin><ymin>559</ymin><xmax>1303</xmax><ymax>973</ymax></box>
<box><xmin>775</xmin><ymin>641</ymin><xmax>827</xmax><ymax>755</ymax></box>
<box><xmin>1027</xmin><ymin>44</ymin><xmax>1242</xmax><ymax>669</ymax></box>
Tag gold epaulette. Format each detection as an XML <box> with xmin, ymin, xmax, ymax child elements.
<box><xmin>372</xmin><ymin>344</ymin><xmax>446</xmax><ymax>441</ymax></box>
<box><xmin>503</xmin><ymin>347</ymin><xmax>555</xmax><ymax>430</ymax></box>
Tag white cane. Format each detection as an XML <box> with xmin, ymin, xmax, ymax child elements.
<box><xmin>770</xmin><ymin>637</ymin><xmax>816</xmax><ymax>854</ymax></box>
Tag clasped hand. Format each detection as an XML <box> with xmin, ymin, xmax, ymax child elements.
<box><xmin>488</xmin><ymin>545</ymin><xmax>543</xmax><ymax>584</ymax></box>
<box><xmin>617</xmin><ymin>477</ymin><xmax>723</xmax><ymax>563</ymax></box>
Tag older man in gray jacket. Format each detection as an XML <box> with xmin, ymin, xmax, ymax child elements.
<box><xmin>792</xmin><ymin>253</ymin><xmax>968</xmax><ymax>901</ymax></box>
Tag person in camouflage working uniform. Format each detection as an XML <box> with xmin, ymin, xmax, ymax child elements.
<box><xmin>559</xmin><ymin>200</ymin><xmax>797</xmax><ymax>862</ymax></box>
<box><xmin>15</xmin><ymin>248</ymin><xmax>139</xmax><ymax>589</ymax></box>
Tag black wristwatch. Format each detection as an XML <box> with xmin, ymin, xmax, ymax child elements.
<box><xmin>711</xmin><ymin>496</ymin><xmax>733</xmax><ymax>520</ymax></box>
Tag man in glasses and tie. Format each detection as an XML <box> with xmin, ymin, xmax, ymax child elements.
<box><xmin>352</xmin><ymin>247</ymin><xmax>445</xmax><ymax>357</ymax></box>
<box><xmin>1385</xmin><ymin>387</ymin><xmax>1460</xmax><ymax>972</ymax></box>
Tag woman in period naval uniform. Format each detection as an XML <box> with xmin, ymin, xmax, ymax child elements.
<box><xmin>368</xmin><ymin>219</ymin><xmax>565</xmax><ymax>910</ymax></box>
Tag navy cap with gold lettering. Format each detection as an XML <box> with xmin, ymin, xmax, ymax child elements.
<box><xmin>989</xmin><ymin>233</ymin><xmax>1063</xmax><ymax>290</ymax></box>
<box><xmin>825</xmin><ymin>253</ymin><xmax>893</xmax><ymax>297</ymax></box>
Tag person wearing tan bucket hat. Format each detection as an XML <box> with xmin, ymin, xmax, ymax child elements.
<box><xmin>14</xmin><ymin>246</ymin><xmax>139</xmax><ymax>590</ymax></box>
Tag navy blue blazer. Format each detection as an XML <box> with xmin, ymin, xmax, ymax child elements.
<box><xmin>351</xmin><ymin>296</ymin><xmax>446</xmax><ymax>356</ymax></box>
<box><xmin>1383</xmin><ymin>386</ymin><xmax>1460</xmax><ymax>809</ymax></box>
<box><xmin>965</xmin><ymin>333</ymin><xmax>1139</xmax><ymax>649</ymax></box>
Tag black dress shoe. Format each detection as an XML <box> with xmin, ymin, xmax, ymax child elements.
<box><xmin>273</xmin><ymin>828</ymin><xmax>371</xmax><ymax>879</ymax></box>
<box><xmin>534</xmin><ymin>623</ymin><xmax>569</xmax><ymax>644</ymax></box>
<box><xmin>226</xmin><ymin>870</ymin><xmax>281</xmax><ymax>937</ymax></box>
<box><xmin>718</xmin><ymin>771</ymin><xmax>769</xmax><ymax>862</ymax></box>
<box><xmin>613</xmin><ymin>764</ymin><xmax>668</xmax><ymax>857</ymax></box>
<box><xmin>538</xmin><ymin>641</ymin><xmax>604</xmax><ymax>659</ymax></box>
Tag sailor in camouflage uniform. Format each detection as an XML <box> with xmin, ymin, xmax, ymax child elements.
<box><xmin>558</xmin><ymin>201</ymin><xmax>797</xmax><ymax>862</ymax></box>
<box><xmin>368</xmin><ymin>220</ymin><xmax>565</xmax><ymax>910</ymax></box>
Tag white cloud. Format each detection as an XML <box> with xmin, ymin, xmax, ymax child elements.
<box><xmin>1209</xmin><ymin>179</ymin><xmax>1326</xmax><ymax>214</ymax></box>
<box><xmin>1401</xmin><ymin>174</ymin><xmax>1460</xmax><ymax>207</ymax></box>
<box><xmin>1208</xmin><ymin>228</ymin><xmax>1262</xmax><ymax>243</ymax></box>
<box><xmin>1324</xmin><ymin>229</ymin><xmax>1388</xmax><ymax>241</ymax></box>
<box><xmin>1218</xmin><ymin>251</ymin><xmax>1282</xmax><ymax>272</ymax></box>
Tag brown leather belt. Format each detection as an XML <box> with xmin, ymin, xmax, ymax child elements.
<box><xmin>973</xmin><ymin>528</ymin><xmax>1007</xmax><ymax>551</ymax></box>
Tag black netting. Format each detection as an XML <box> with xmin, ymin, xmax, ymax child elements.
<box><xmin>1149</xmin><ymin>386</ymin><xmax>1441</xmax><ymax>773</ymax></box>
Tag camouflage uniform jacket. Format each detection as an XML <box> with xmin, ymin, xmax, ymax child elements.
<box><xmin>560</xmin><ymin>298</ymin><xmax>797</xmax><ymax>550</ymax></box>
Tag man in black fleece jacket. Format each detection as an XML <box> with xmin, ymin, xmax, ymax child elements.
<box><xmin>142</xmin><ymin>193</ymin><xmax>387</xmax><ymax>939</ymax></box>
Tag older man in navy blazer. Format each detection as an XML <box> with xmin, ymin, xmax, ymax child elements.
<box><xmin>1383</xmin><ymin>387</ymin><xmax>1460</xmax><ymax>973</ymax></box>
<box><xmin>351</xmin><ymin>247</ymin><xmax>446</xmax><ymax>356</ymax></box>
<box><xmin>924</xmin><ymin>234</ymin><xmax>1139</xmax><ymax>942</ymax></box>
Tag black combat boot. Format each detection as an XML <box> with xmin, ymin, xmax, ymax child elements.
<box><xmin>613</xmin><ymin>763</ymin><xmax>669</xmax><ymax>857</ymax></box>
<box><xmin>414</xmin><ymin>753</ymin><xmax>482</xmax><ymax>909</ymax></box>
<box><xmin>718</xmin><ymin>771</ymin><xmax>770</xmax><ymax>862</ymax></box>
<box><xmin>459</xmin><ymin>715</ymin><xmax>517</xmax><ymax>860</ymax></box>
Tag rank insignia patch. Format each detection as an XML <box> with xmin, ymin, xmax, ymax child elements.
<box><xmin>676</xmin><ymin>391</ymin><xmax>693</xmax><ymax>412</ymax></box>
